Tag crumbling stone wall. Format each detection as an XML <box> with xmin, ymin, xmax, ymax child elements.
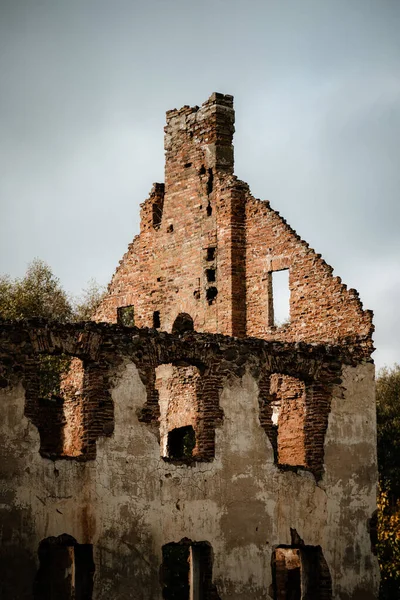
<box><xmin>0</xmin><ymin>320</ymin><xmax>379</xmax><ymax>599</ymax></box>
<box><xmin>0</xmin><ymin>93</ymin><xmax>378</xmax><ymax>599</ymax></box>
<box><xmin>93</xmin><ymin>93</ymin><xmax>373</xmax><ymax>355</ymax></box>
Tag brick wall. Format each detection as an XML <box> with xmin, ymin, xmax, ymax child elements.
<box><xmin>93</xmin><ymin>93</ymin><xmax>373</xmax><ymax>357</ymax></box>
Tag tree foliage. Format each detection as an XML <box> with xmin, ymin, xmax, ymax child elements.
<box><xmin>0</xmin><ymin>259</ymin><xmax>72</xmax><ymax>321</ymax></box>
<box><xmin>376</xmin><ymin>365</ymin><xmax>400</xmax><ymax>599</ymax></box>
<box><xmin>0</xmin><ymin>259</ymin><xmax>105</xmax><ymax>322</ymax></box>
<box><xmin>73</xmin><ymin>278</ymin><xmax>106</xmax><ymax>322</ymax></box>
<box><xmin>0</xmin><ymin>259</ymin><xmax>105</xmax><ymax>399</ymax></box>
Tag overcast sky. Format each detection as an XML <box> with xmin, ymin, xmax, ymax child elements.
<box><xmin>1</xmin><ymin>0</ymin><xmax>399</xmax><ymax>369</ymax></box>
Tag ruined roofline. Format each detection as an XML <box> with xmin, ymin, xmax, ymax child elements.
<box><xmin>248</xmin><ymin>191</ymin><xmax>374</xmax><ymax>328</ymax></box>
<box><xmin>93</xmin><ymin>92</ymin><xmax>374</xmax><ymax>353</ymax></box>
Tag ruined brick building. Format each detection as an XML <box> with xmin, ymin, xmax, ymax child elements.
<box><xmin>0</xmin><ymin>93</ymin><xmax>379</xmax><ymax>599</ymax></box>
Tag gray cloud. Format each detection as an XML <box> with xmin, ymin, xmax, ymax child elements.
<box><xmin>1</xmin><ymin>0</ymin><xmax>399</xmax><ymax>368</ymax></box>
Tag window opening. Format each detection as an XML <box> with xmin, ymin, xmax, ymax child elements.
<box><xmin>33</xmin><ymin>354</ymin><xmax>86</xmax><ymax>459</ymax></box>
<box><xmin>206</xmin><ymin>168</ymin><xmax>213</xmax><ymax>195</ymax></box>
<box><xmin>33</xmin><ymin>534</ymin><xmax>94</xmax><ymax>600</ymax></box>
<box><xmin>172</xmin><ymin>313</ymin><xmax>194</xmax><ymax>334</ymax></box>
<box><xmin>206</xmin><ymin>248</ymin><xmax>216</xmax><ymax>261</ymax></box>
<box><xmin>167</xmin><ymin>425</ymin><xmax>196</xmax><ymax>460</ymax></box>
<box><xmin>206</xmin><ymin>287</ymin><xmax>218</xmax><ymax>306</ymax></box>
<box><xmin>272</xmin><ymin>545</ymin><xmax>332</xmax><ymax>600</ymax></box>
<box><xmin>167</xmin><ymin>224</ymin><xmax>174</xmax><ymax>233</ymax></box>
<box><xmin>199</xmin><ymin>165</ymin><xmax>206</xmax><ymax>176</ymax></box>
<box><xmin>152</xmin><ymin>200</ymin><xmax>164</xmax><ymax>229</ymax></box>
<box><xmin>270</xmin><ymin>269</ymin><xmax>290</xmax><ymax>327</ymax></box>
<box><xmin>273</xmin><ymin>548</ymin><xmax>301</xmax><ymax>600</ymax></box>
<box><xmin>270</xmin><ymin>374</ymin><xmax>306</xmax><ymax>467</ymax></box>
<box><xmin>162</xmin><ymin>540</ymin><xmax>220</xmax><ymax>600</ymax></box>
<box><xmin>206</xmin><ymin>269</ymin><xmax>216</xmax><ymax>283</ymax></box>
<box><xmin>117</xmin><ymin>305</ymin><xmax>135</xmax><ymax>327</ymax></box>
<box><xmin>206</xmin><ymin>202</ymin><xmax>212</xmax><ymax>217</ymax></box>
<box><xmin>153</xmin><ymin>311</ymin><xmax>161</xmax><ymax>329</ymax></box>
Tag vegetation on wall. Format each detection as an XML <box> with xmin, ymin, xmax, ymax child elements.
<box><xmin>376</xmin><ymin>365</ymin><xmax>400</xmax><ymax>599</ymax></box>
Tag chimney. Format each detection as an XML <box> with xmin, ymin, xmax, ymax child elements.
<box><xmin>164</xmin><ymin>93</ymin><xmax>235</xmax><ymax>188</ymax></box>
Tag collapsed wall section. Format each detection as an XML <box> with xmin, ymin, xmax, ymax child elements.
<box><xmin>244</xmin><ymin>192</ymin><xmax>374</xmax><ymax>352</ymax></box>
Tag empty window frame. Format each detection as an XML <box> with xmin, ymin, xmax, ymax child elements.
<box><xmin>152</xmin><ymin>199</ymin><xmax>164</xmax><ymax>229</ymax></box>
<box><xmin>153</xmin><ymin>310</ymin><xmax>161</xmax><ymax>329</ymax></box>
<box><xmin>30</xmin><ymin>355</ymin><xmax>86</xmax><ymax>459</ymax></box>
<box><xmin>156</xmin><ymin>364</ymin><xmax>200</xmax><ymax>462</ymax></box>
<box><xmin>167</xmin><ymin>425</ymin><xmax>196</xmax><ymax>460</ymax></box>
<box><xmin>161</xmin><ymin>541</ymin><xmax>219</xmax><ymax>600</ymax></box>
<box><xmin>272</xmin><ymin>545</ymin><xmax>332</xmax><ymax>600</ymax></box>
<box><xmin>172</xmin><ymin>313</ymin><xmax>194</xmax><ymax>334</ymax></box>
<box><xmin>206</xmin><ymin>287</ymin><xmax>218</xmax><ymax>306</ymax></box>
<box><xmin>33</xmin><ymin>535</ymin><xmax>95</xmax><ymax>600</ymax></box>
<box><xmin>206</xmin><ymin>247</ymin><xmax>216</xmax><ymax>262</ymax></box>
<box><xmin>269</xmin><ymin>269</ymin><xmax>290</xmax><ymax>327</ymax></box>
<box><xmin>205</xmin><ymin>269</ymin><xmax>216</xmax><ymax>283</ymax></box>
<box><xmin>117</xmin><ymin>305</ymin><xmax>135</xmax><ymax>327</ymax></box>
<box><xmin>270</xmin><ymin>374</ymin><xmax>306</xmax><ymax>468</ymax></box>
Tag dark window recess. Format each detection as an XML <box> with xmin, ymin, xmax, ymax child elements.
<box><xmin>199</xmin><ymin>164</ymin><xmax>206</xmax><ymax>176</ymax></box>
<box><xmin>193</xmin><ymin>290</ymin><xmax>201</xmax><ymax>300</ymax></box>
<box><xmin>161</xmin><ymin>540</ymin><xmax>220</xmax><ymax>600</ymax></box>
<box><xmin>206</xmin><ymin>202</ymin><xmax>212</xmax><ymax>217</ymax></box>
<box><xmin>168</xmin><ymin>426</ymin><xmax>196</xmax><ymax>460</ymax></box>
<box><xmin>206</xmin><ymin>269</ymin><xmax>216</xmax><ymax>283</ymax></box>
<box><xmin>33</xmin><ymin>534</ymin><xmax>95</xmax><ymax>600</ymax></box>
<box><xmin>117</xmin><ymin>305</ymin><xmax>135</xmax><ymax>327</ymax></box>
<box><xmin>153</xmin><ymin>311</ymin><xmax>161</xmax><ymax>329</ymax></box>
<box><xmin>152</xmin><ymin>202</ymin><xmax>163</xmax><ymax>229</ymax></box>
<box><xmin>172</xmin><ymin>313</ymin><xmax>194</xmax><ymax>334</ymax></box>
<box><xmin>162</xmin><ymin>543</ymin><xmax>190</xmax><ymax>599</ymax></box>
<box><xmin>167</xmin><ymin>224</ymin><xmax>174</xmax><ymax>233</ymax></box>
<box><xmin>184</xmin><ymin>162</ymin><xmax>192</xmax><ymax>168</ymax></box>
<box><xmin>206</xmin><ymin>287</ymin><xmax>218</xmax><ymax>306</ymax></box>
<box><xmin>206</xmin><ymin>168</ymin><xmax>213</xmax><ymax>195</ymax></box>
<box><xmin>206</xmin><ymin>247</ymin><xmax>216</xmax><ymax>261</ymax></box>
<box><xmin>36</xmin><ymin>353</ymin><xmax>72</xmax><ymax>457</ymax></box>
<box><xmin>272</xmin><ymin>545</ymin><xmax>332</xmax><ymax>600</ymax></box>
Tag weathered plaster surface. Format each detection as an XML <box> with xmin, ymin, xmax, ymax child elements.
<box><xmin>0</xmin><ymin>358</ymin><xmax>379</xmax><ymax>599</ymax></box>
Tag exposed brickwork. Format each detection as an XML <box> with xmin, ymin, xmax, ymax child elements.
<box><xmin>0</xmin><ymin>319</ymin><xmax>363</xmax><ymax>470</ymax></box>
<box><xmin>258</xmin><ymin>370</ymin><xmax>334</xmax><ymax>479</ymax></box>
<box><xmin>0</xmin><ymin>94</ymin><xmax>378</xmax><ymax>599</ymax></box>
<box><xmin>93</xmin><ymin>93</ymin><xmax>373</xmax><ymax>357</ymax></box>
<box><xmin>272</xmin><ymin>545</ymin><xmax>332</xmax><ymax>600</ymax></box>
<box><xmin>156</xmin><ymin>364</ymin><xmax>201</xmax><ymax>458</ymax></box>
<box><xmin>270</xmin><ymin>374</ymin><xmax>306</xmax><ymax>467</ymax></box>
<box><xmin>14</xmin><ymin>322</ymin><xmax>114</xmax><ymax>461</ymax></box>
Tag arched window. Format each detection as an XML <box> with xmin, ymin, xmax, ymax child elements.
<box><xmin>172</xmin><ymin>313</ymin><xmax>194</xmax><ymax>334</ymax></box>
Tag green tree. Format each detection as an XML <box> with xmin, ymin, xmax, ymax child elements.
<box><xmin>73</xmin><ymin>278</ymin><xmax>106</xmax><ymax>321</ymax></box>
<box><xmin>0</xmin><ymin>259</ymin><xmax>105</xmax><ymax>398</ymax></box>
<box><xmin>376</xmin><ymin>365</ymin><xmax>400</xmax><ymax>599</ymax></box>
<box><xmin>0</xmin><ymin>258</ymin><xmax>72</xmax><ymax>321</ymax></box>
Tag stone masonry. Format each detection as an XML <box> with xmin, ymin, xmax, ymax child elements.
<box><xmin>0</xmin><ymin>93</ymin><xmax>379</xmax><ymax>599</ymax></box>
